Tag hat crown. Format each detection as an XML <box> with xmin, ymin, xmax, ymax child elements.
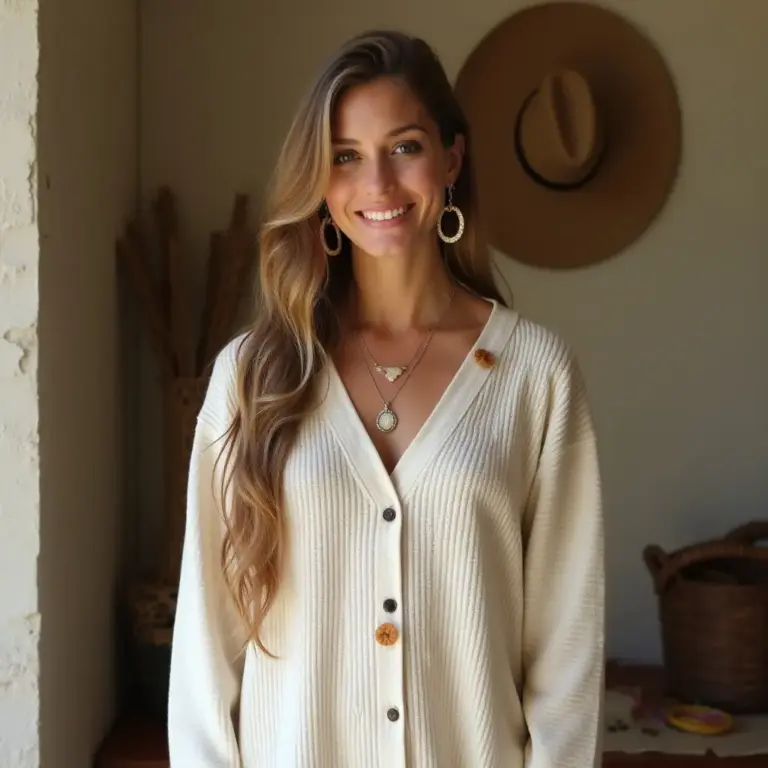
<box><xmin>543</xmin><ymin>71</ymin><xmax>598</xmax><ymax>167</ymax></box>
<box><xmin>516</xmin><ymin>69</ymin><xmax>604</xmax><ymax>188</ymax></box>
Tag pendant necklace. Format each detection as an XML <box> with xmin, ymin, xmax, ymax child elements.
<box><xmin>359</xmin><ymin>334</ymin><xmax>422</xmax><ymax>383</ymax></box>
<box><xmin>358</xmin><ymin>288</ymin><xmax>456</xmax><ymax>433</ymax></box>
<box><xmin>360</xmin><ymin>334</ymin><xmax>431</xmax><ymax>433</ymax></box>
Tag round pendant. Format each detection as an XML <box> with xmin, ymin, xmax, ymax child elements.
<box><xmin>376</xmin><ymin>407</ymin><xmax>398</xmax><ymax>433</ymax></box>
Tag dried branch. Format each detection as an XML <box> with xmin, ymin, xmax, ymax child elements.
<box><xmin>200</xmin><ymin>193</ymin><xmax>256</xmax><ymax>372</ymax></box>
<box><xmin>154</xmin><ymin>187</ymin><xmax>193</xmax><ymax>377</ymax></box>
<box><xmin>116</xmin><ymin>222</ymin><xmax>176</xmax><ymax>380</ymax></box>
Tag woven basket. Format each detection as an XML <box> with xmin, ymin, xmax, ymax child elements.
<box><xmin>644</xmin><ymin>521</ymin><xmax>768</xmax><ymax>713</ymax></box>
<box><xmin>125</xmin><ymin>578</ymin><xmax>177</xmax><ymax>722</ymax></box>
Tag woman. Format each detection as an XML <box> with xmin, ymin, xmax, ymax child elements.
<box><xmin>168</xmin><ymin>29</ymin><xmax>604</xmax><ymax>768</ymax></box>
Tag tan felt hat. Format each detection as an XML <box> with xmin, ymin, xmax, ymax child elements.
<box><xmin>454</xmin><ymin>1</ymin><xmax>682</xmax><ymax>269</ymax></box>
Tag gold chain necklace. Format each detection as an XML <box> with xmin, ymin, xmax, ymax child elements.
<box><xmin>358</xmin><ymin>288</ymin><xmax>456</xmax><ymax>433</ymax></box>
<box><xmin>359</xmin><ymin>333</ymin><xmax>421</xmax><ymax>383</ymax></box>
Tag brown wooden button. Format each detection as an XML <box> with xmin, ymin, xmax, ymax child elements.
<box><xmin>474</xmin><ymin>348</ymin><xmax>496</xmax><ymax>369</ymax></box>
<box><xmin>375</xmin><ymin>622</ymin><xmax>399</xmax><ymax>646</ymax></box>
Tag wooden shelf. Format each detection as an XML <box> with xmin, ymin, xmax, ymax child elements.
<box><xmin>604</xmin><ymin>663</ymin><xmax>767</xmax><ymax>766</ymax></box>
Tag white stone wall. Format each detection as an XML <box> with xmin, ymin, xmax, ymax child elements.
<box><xmin>0</xmin><ymin>0</ymin><xmax>41</xmax><ymax>765</ymax></box>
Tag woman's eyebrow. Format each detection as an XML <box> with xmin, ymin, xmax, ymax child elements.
<box><xmin>332</xmin><ymin>123</ymin><xmax>428</xmax><ymax>145</ymax></box>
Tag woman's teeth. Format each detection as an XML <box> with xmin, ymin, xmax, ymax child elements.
<box><xmin>361</xmin><ymin>206</ymin><xmax>408</xmax><ymax>221</ymax></box>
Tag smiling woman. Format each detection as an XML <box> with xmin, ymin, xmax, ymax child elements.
<box><xmin>168</xmin><ymin>29</ymin><xmax>605</xmax><ymax>768</ymax></box>
<box><xmin>325</xmin><ymin>78</ymin><xmax>464</xmax><ymax>262</ymax></box>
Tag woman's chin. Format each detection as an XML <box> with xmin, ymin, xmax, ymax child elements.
<box><xmin>350</xmin><ymin>230</ymin><xmax>430</xmax><ymax>261</ymax></box>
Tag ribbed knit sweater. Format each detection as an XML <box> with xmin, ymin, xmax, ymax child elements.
<box><xmin>168</xmin><ymin>300</ymin><xmax>605</xmax><ymax>768</ymax></box>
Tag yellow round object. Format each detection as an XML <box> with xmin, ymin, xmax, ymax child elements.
<box><xmin>665</xmin><ymin>704</ymin><xmax>733</xmax><ymax>735</ymax></box>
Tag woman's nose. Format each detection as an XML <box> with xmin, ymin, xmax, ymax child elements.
<box><xmin>364</xmin><ymin>155</ymin><xmax>395</xmax><ymax>195</ymax></box>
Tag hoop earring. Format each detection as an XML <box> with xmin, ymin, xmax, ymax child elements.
<box><xmin>320</xmin><ymin>216</ymin><xmax>342</xmax><ymax>256</ymax></box>
<box><xmin>437</xmin><ymin>185</ymin><xmax>465</xmax><ymax>244</ymax></box>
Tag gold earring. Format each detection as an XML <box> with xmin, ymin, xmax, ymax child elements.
<box><xmin>320</xmin><ymin>216</ymin><xmax>342</xmax><ymax>256</ymax></box>
<box><xmin>437</xmin><ymin>185</ymin><xmax>465</xmax><ymax>244</ymax></box>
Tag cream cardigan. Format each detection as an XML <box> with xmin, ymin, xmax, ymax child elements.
<box><xmin>168</xmin><ymin>301</ymin><xmax>605</xmax><ymax>767</ymax></box>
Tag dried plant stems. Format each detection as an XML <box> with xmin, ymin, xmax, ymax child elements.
<box><xmin>199</xmin><ymin>193</ymin><xmax>256</xmax><ymax>374</ymax></box>
<box><xmin>116</xmin><ymin>188</ymin><xmax>255</xmax><ymax>381</ymax></box>
<box><xmin>116</xmin><ymin>187</ymin><xmax>257</xmax><ymax>582</ymax></box>
<box><xmin>153</xmin><ymin>187</ymin><xmax>193</xmax><ymax>377</ymax></box>
<box><xmin>116</xmin><ymin>222</ymin><xmax>176</xmax><ymax>380</ymax></box>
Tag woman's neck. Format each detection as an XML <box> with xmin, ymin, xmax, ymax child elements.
<box><xmin>347</xmin><ymin>245</ymin><xmax>455</xmax><ymax>334</ymax></box>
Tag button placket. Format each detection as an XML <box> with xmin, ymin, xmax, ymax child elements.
<box><xmin>375</xmin><ymin>503</ymin><xmax>406</xmax><ymax>767</ymax></box>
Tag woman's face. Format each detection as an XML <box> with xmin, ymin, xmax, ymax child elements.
<box><xmin>324</xmin><ymin>76</ymin><xmax>464</xmax><ymax>261</ymax></box>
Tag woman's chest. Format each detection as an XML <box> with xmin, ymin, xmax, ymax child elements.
<box><xmin>281</xmin><ymin>412</ymin><xmax>531</xmax><ymax>540</ymax></box>
<box><xmin>331</xmin><ymin>327</ymin><xmax>487</xmax><ymax>474</ymax></box>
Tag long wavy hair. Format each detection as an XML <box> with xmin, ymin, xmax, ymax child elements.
<box><xmin>218</xmin><ymin>29</ymin><xmax>506</xmax><ymax>656</ymax></box>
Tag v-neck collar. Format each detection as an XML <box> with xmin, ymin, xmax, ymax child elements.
<box><xmin>319</xmin><ymin>299</ymin><xmax>519</xmax><ymax>507</ymax></box>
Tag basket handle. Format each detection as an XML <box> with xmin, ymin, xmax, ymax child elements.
<box><xmin>642</xmin><ymin>544</ymin><xmax>669</xmax><ymax>578</ymax></box>
<box><xmin>723</xmin><ymin>521</ymin><xmax>768</xmax><ymax>546</ymax></box>
<box><xmin>643</xmin><ymin>539</ymin><xmax>768</xmax><ymax>594</ymax></box>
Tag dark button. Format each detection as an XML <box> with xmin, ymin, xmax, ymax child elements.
<box><xmin>387</xmin><ymin>707</ymin><xmax>400</xmax><ymax>722</ymax></box>
<box><xmin>383</xmin><ymin>598</ymin><xmax>397</xmax><ymax>613</ymax></box>
<box><xmin>383</xmin><ymin>507</ymin><xmax>397</xmax><ymax>522</ymax></box>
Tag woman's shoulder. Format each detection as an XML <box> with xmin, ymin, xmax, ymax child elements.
<box><xmin>491</xmin><ymin>306</ymin><xmax>594</xmax><ymax>442</ymax></box>
<box><xmin>494</xmin><ymin>302</ymin><xmax>578</xmax><ymax>382</ymax></box>
<box><xmin>197</xmin><ymin>331</ymin><xmax>251</xmax><ymax>430</ymax></box>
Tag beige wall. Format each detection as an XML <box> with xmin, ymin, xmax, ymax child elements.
<box><xmin>36</xmin><ymin>0</ymin><xmax>138</xmax><ymax>762</ymax></box>
<box><xmin>0</xmin><ymin>1</ymin><xmax>138</xmax><ymax>766</ymax></box>
<box><xmin>140</xmin><ymin>0</ymin><xmax>768</xmax><ymax>662</ymax></box>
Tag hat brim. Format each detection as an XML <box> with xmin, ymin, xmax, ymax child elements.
<box><xmin>454</xmin><ymin>1</ymin><xmax>682</xmax><ymax>269</ymax></box>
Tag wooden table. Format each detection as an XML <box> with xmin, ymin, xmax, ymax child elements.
<box><xmin>603</xmin><ymin>663</ymin><xmax>767</xmax><ymax>766</ymax></box>
<box><xmin>94</xmin><ymin>718</ymin><xmax>169</xmax><ymax>768</ymax></box>
<box><xmin>95</xmin><ymin>665</ymin><xmax>768</xmax><ymax>767</ymax></box>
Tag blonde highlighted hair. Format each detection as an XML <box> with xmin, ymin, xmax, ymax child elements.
<box><xmin>218</xmin><ymin>29</ymin><xmax>506</xmax><ymax>655</ymax></box>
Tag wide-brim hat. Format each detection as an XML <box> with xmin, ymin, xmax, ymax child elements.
<box><xmin>454</xmin><ymin>1</ymin><xmax>682</xmax><ymax>269</ymax></box>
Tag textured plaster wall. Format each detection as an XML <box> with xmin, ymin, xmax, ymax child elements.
<box><xmin>141</xmin><ymin>0</ymin><xmax>768</xmax><ymax>662</ymax></box>
<box><xmin>0</xmin><ymin>0</ymin><xmax>41</xmax><ymax>765</ymax></box>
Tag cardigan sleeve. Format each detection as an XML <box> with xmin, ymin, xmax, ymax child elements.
<box><xmin>521</xmin><ymin>352</ymin><xmax>605</xmax><ymax>768</ymax></box>
<box><xmin>168</xmin><ymin>341</ymin><xmax>248</xmax><ymax>767</ymax></box>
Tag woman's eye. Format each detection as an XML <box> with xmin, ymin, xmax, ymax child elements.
<box><xmin>333</xmin><ymin>150</ymin><xmax>357</xmax><ymax>165</ymax></box>
<box><xmin>393</xmin><ymin>140</ymin><xmax>422</xmax><ymax>155</ymax></box>
<box><xmin>333</xmin><ymin>141</ymin><xmax>422</xmax><ymax>165</ymax></box>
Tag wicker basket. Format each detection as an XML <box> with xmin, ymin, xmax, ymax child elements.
<box><xmin>125</xmin><ymin>578</ymin><xmax>178</xmax><ymax>722</ymax></box>
<box><xmin>643</xmin><ymin>521</ymin><xmax>768</xmax><ymax>713</ymax></box>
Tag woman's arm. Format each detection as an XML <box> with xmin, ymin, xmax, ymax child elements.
<box><xmin>521</xmin><ymin>353</ymin><xmax>605</xmax><ymax>768</ymax></box>
<box><xmin>168</xmin><ymin>346</ymin><xmax>248</xmax><ymax>766</ymax></box>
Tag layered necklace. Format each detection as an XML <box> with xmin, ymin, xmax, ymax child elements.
<box><xmin>358</xmin><ymin>288</ymin><xmax>456</xmax><ymax>433</ymax></box>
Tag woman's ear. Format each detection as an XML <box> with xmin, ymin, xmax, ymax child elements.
<box><xmin>446</xmin><ymin>133</ymin><xmax>466</xmax><ymax>186</ymax></box>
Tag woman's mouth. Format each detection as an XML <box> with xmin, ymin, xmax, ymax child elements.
<box><xmin>356</xmin><ymin>204</ymin><xmax>415</xmax><ymax>227</ymax></box>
